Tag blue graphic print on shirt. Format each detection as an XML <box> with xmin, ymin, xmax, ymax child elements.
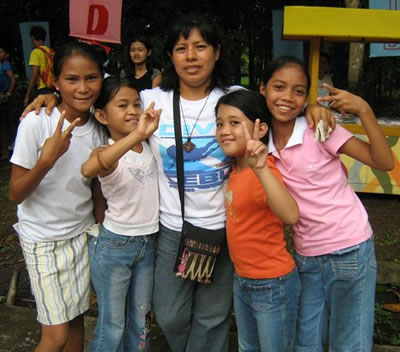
<box><xmin>158</xmin><ymin>122</ymin><xmax>232</xmax><ymax>192</ymax></box>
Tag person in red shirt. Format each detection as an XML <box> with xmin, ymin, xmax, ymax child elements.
<box><xmin>215</xmin><ymin>89</ymin><xmax>300</xmax><ymax>352</ymax></box>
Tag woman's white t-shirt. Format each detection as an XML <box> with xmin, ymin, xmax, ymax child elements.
<box><xmin>141</xmin><ymin>87</ymin><xmax>241</xmax><ymax>231</ymax></box>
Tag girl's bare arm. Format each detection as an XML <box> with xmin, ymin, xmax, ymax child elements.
<box><xmin>243</xmin><ymin>120</ymin><xmax>299</xmax><ymax>225</ymax></box>
<box><xmin>82</xmin><ymin>102</ymin><xmax>161</xmax><ymax>179</ymax></box>
<box><xmin>318</xmin><ymin>85</ymin><xmax>394</xmax><ymax>171</ymax></box>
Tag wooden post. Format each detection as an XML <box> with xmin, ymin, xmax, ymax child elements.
<box><xmin>308</xmin><ymin>37</ymin><xmax>320</xmax><ymax>104</ymax></box>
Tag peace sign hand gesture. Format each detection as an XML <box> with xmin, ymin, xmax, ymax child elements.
<box><xmin>242</xmin><ymin>119</ymin><xmax>268</xmax><ymax>170</ymax></box>
<box><xmin>135</xmin><ymin>101</ymin><xmax>162</xmax><ymax>140</ymax></box>
<box><xmin>39</xmin><ymin>111</ymin><xmax>81</xmax><ymax>168</ymax></box>
<box><xmin>317</xmin><ymin>84</ymin><xmax>371</xmax><ymax>117</ymax></box>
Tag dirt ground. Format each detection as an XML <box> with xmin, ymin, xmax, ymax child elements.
<box><xmin>0</xmin><ymin>157</ymin><xmax>399</xmax><ymax>345</ymax></box>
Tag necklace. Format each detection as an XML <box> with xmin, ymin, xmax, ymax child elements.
<box><xmin>180</xmin><ymin>92</ymin><xmax>211</xmax><ymax>153</ymax></box>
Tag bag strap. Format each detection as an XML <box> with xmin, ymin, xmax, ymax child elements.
<box><xmin>36</xmin><ymin>46</ymin><xmax>54</xmax><ymax>57</ymax></box>
<box><xmin>173</xmin><ymin>89</ymin><xmax>185</xmax><ymax>221</ymax></box>
<box><xmin>172</xmin><ymin>89</ymin><xmax>186</xmax><ymax>274</ymax></box>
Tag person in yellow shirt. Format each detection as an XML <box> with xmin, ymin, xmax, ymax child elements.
<box><xmin>24</xmin><ymin>26</ymin><xmax>54</xmax><ymax>107</ymax></box>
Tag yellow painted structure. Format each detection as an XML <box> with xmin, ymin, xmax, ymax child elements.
<box><xmin>282</xmin><ymin>6</ymin><xmax>400</xmax><ymax>194</ymax></box>
<box><xmin>283</xmin><ymin>7</ymin><xmax>400</xmax><ymax>42</ymax></box>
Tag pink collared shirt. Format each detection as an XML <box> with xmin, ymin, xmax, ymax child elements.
<box><xmin>268</xmin><ymin>117</ymin><xmax>373</xmax><ymax>256</ymax></box>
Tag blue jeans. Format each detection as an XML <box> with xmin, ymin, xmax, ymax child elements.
<box><xmin>294</xmin><ymin>236</ymin><xmax>377</xmax><ymax>352</ymax></box>
<box><xmin>234</xmin><ymin>269</ymin><xmax>301</xmax><ymax>352</ymax></box>
<box><xmin>153</xmin><ymin>223</ymin><xmax>234</xmax><ymax>352</ymax></box>
<box><xmin>89</xmin><ymin>225</ymin><xmax>156</xmax><ymax>352</ymax></box>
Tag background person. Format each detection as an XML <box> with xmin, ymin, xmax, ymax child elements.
<box><xmin>24</xmin><ymin>25</ymin><xmax>55</xmax><ymax>107</ymax></box>
<box><xmin>121</xmin><ymin>35</ymin><xmax>162</xmax><ymax>91</ymax></box>
<box><xmin>0</xmin><ymin>43</ymin><xmax>16</xmax><ymax>159</ymax></box>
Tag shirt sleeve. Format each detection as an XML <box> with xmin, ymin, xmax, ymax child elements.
<box><xmin>28</xmin><ymin>48</ymin><xmax>41</xmax><ymax>67</ymax></box>
<box><xmin>140</xmin><ymin>88</ymin><xmax>156</xmax><ymax>108</ymax></box>
<box><xmin>10</xmin><ymin>113</ymin><xmax>44</xmax><ymax>169</ymax></box>
<box><xmin>322</xmin><ymin>124</ymin><xmax>353</xmax><ymax>156</ymax></box>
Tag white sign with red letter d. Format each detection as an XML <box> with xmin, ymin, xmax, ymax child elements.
<box><xmin>69</xmin><ymin>0</ymin><xmax>122</xmax><ymax>44</ymax></box>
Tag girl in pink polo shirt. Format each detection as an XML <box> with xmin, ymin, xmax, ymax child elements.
<box><xmin>259</xmin><ymin>56</ymin><xmax>393</xmax><ymax>352</ymax></box>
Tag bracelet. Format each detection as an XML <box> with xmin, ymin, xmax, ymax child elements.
<box><xmin>96</xmin><ymin>148</ymin><xmax>112</xmax><ymax>170</ymax></box>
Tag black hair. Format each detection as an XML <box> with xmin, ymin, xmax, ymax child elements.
<box><xmin>53</xmin><ymin>40</ymin><xmax>104</xmax><ymax>80</ymax></box>
<box><xmin>91</xmin><ymin>44</ymin><xmax>116</xmax><ymax>75</ymax></box>
<box><xmin>94</xmin><ymin>76</ymin><xmax>138</xmax><ymax>110</ymax></box>
<box><xmin>30</xmin><ymin>26</ymin><xmax>46</xmax><ymax>42</ymax></box>
<box><xmin>124</xmin><ymin>34</ymin><xmax>154</xmax><ymax>77</ymax></box>
<box><xmin>215</xmin><ymin>89</ymin><xmax>272</xmax><ymax>144</ymax></box>
<box><xmin>260</xmin><ymin>56</ymin><xmax>310</xmax><ymax>93</ymax></box>
<box><xmin>160</xmin><ymin>12</ymin><xmax>230</xmax><ymax>93</ymax></box>
<box><xmin>92</xmin><ymin>44</ymin><xmax>108</xmax><ymax>68</ymax></box>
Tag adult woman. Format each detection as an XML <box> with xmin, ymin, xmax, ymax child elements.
<box><xmin>140</xmin><ymin>14</ymin><xmax>238</xmax><ymax>352</ymax></box>
<box><xmin>121</xmin><ymin>35</ymin><xmax>162</xmax><ymax>91</ymax></box>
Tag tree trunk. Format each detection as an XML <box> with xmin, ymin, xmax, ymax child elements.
<box><xmin>345</xmin><ymin>0</ymin><xmax>364</xmax><ymax>91</ymax></box>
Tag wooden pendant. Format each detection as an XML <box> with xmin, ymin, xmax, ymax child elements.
<box><xmin>183</xmin><ymin>140</ymin><xmax>195</xmax><ymax>153</ymax></box>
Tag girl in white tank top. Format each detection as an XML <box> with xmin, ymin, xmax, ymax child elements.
<box><xmin>81</xmin><ymin>76</ymin><xmax>161</xmax><ymax>352</ymax></box>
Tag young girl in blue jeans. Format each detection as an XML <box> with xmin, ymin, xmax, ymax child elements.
<box><xmin>259</xmin><ymin>56</ymin><xmax>394</xmax><ymax>352</ymax></box>
<box><xmin>215</xmin><ymin>89</ymin><xmax>300</xmax><ymax>352</ymax></box>
<box><xmin>81</xmin><ymin>76</ymin><xmax>161</xmax><ymax>352</ymax></box>
<box><xmin>9</xmin><ymin>41</ymin><xmax>106</xmax><ymax>352</ymax></box>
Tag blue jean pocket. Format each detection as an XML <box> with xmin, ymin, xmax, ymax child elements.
<box><xmin>88</xmin><ymin>236</ymin><xmax>98</xmax><ymax>263</ymax></box>
<box><xmin>100</xmin><ymin>227</ymin><xmax>131</xmax><ymax>249</ymax></box>
<box><xmin>294</xmin><ymin>252</ymin><xmax>307</xmax><ymax>272</ymax></box>
<box><xmin>242</xmin><ymin>280</ymin><xmax>273</xmax><ymax>312</ymax></box>
<box><xmin>329</xmin><ymin>247</ymin><xmax>359</xmax><ymax>280</ymax></box>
